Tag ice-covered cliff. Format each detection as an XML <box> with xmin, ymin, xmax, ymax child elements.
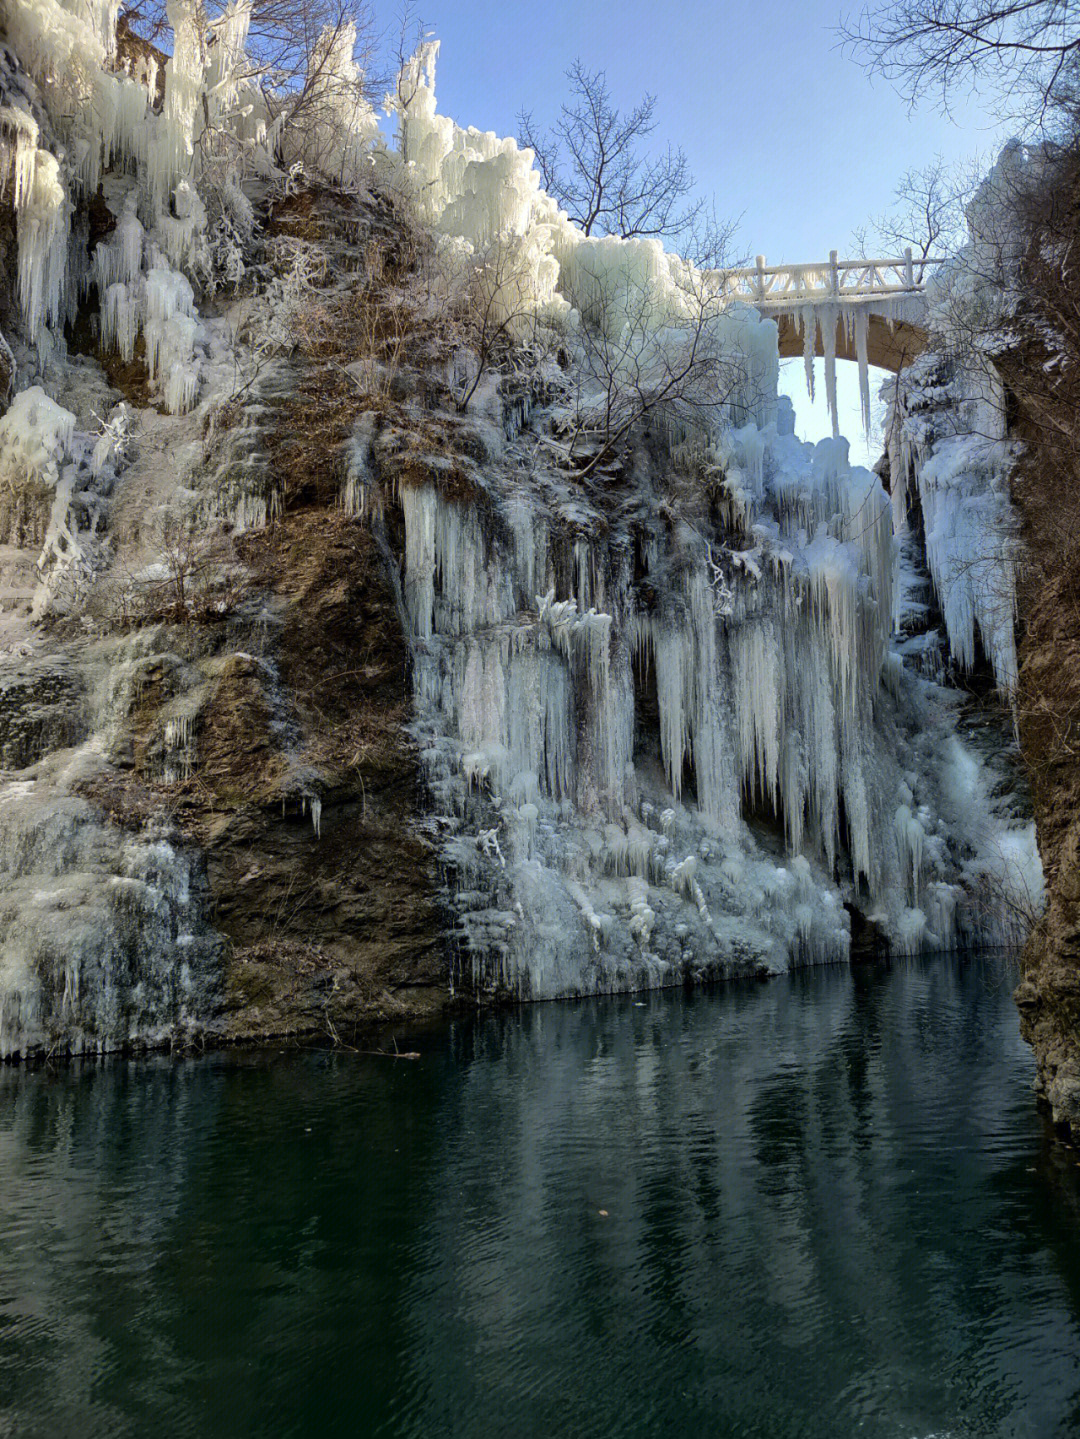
<box><xmin>0</xmin><ymin>3</ymin><xmax>1040</xmax><ymax>1055</ymax></box>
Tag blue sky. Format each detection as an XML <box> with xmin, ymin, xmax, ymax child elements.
<box><xmin>404</xmin><ymin>0</ymin><xmax>1007</xmax><ymax>458</ymax></box>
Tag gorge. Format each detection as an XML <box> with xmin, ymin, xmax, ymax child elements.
<box><xmin>0</xmin><ymin>0</ymin><xmax>1061</xmax><ymax>1128</ymax></box>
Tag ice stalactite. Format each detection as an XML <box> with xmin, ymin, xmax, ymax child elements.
<box><xmin>144</xmin><ymin>268</ymin><xmax>199</xmax><ymax>412</ymax></box>
<box><xmin>885</xmin><ymin>351</ymin><xmax>1018</xmax><ymax>694</ymax></box>
<box><xmin>383</xmin><ymin>377</ymin><xmax>1034</xmax><ymax>1001</ymax></box>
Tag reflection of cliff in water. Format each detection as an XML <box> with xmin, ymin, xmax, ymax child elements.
<box><xmin>2</xmin><ymin>954</ymin><xmax>1079</xmax><ymax>1438</ymax></box>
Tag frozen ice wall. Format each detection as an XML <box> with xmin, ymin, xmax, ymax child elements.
<box><xmin>365</xmin><ymin>64</ymin><xmax>1037</xmax><ymax>997</ymax></box>
<box><xmin>882</xmin><ymin>147</ymin><xmax>1037</xmax><ymax>699</ymax></box>
<box><xmin>886</xmin><ymin>353</ymin><xmax>1018</xmax><ymax>694</ymax></box>
<box><xmin>356</xmin><ymin>382</ymin><xmax>1036</xmax><ymax>1001</ymax></box>
<box><xmin>0</xmin><ymin>765</ymin><xmax>224</xmax><ymax>1059</ymax></box>
<box><xmin>0</xmin><ymin>8</ymin><xmax>1042</xmax><ymax>1043</ymax></box>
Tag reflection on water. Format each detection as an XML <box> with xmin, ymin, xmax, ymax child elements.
<box><xmin>1</xmin><ymin>955</ymin><xmax>1079</xmax><ymax>1439</ymax></box>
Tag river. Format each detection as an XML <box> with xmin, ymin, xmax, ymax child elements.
<box><xmin>2</xmin><ymin>953</ymin><xmax>1079</xmax><ymax>1438</ymax></box>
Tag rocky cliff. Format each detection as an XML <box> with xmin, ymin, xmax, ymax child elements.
<box><xmin>0</xmin><ymin>4</ymin><xmax>1039</xmax><ymax>1058</ymax></box>
<box><xmin>995</xmin><ymin>140</ymin><xmax>1080</xmax><ymax>1140</ymax></box>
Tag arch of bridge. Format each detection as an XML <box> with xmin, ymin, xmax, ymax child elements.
<box><xmin>773</xmin><ymin>311</ymin><xmax>928</xmax><ymax>373</ymax></box>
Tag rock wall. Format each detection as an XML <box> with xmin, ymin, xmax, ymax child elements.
<box><xmin>0</xmin><ymin>15</ymin><xmax>1042</xmax><ymax>1060</ymax></box>
<box><xmin>0</xmin><ymin>182</ymin><xmax>449</xmax><ymax>1056</ymax></box>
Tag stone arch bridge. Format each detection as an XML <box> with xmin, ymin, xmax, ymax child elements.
<box><xmin>718</xmin><ymin>249</ymin><xmax>944</xmax><ymax>432</ymax></box>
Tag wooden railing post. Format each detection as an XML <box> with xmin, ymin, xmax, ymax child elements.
<box><xmin>904</xmin><ymin>246</ymin><xmax>915</xmax><ymax>288</ymax></box>
<box><xmin>829</xmin><ymin>249</ymin><xmax>839</xmax><ymax>297</ymax></box>
<box><xmin>755</xmin><ymin>255</ymin><xmax>767</xmax><ymax>301</ymax></box>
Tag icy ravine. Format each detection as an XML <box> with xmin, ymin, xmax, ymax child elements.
<box><xmin>0</xmin><ymin>3</ymin><xmax>1040</xmax><ymax>1050</ymax></box>
<box><xmin>349</xmin><ymin>51</ymin><xmax>1041</xmax><ymax>999</ymax></box>
<box><xmin>380</xmin><ymin>394</ymin><xmax>1035</xmax><ymax>1001</ymax></box>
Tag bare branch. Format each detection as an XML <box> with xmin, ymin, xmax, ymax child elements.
<box><xmin>516</xmin><ymin>61</ymin><xmax>702</xmax><ymax>240</ymax></box>
<box><xmin>839</xmin><ymin>0</ymin><xmax>1080</xmax><ymax>125</ymax></box>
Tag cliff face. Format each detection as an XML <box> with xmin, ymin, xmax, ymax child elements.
<box><xmin>885</xmin><ymin>137</ymin><xmax>1080</xmax><ymax>1140</ymax></box>
<box><xmin>1014</xmin><ymin>539</ymin><xmax>1080</xmax><ymax>1135</ymax></box>
<box><xmin>1003</xmin><ymin>312</ymin><xmax>1080</xmax><ymax>1137</ymax></box>
<box><xmin>0</xmin><ymin>12</ymin><xmax>1042</xmax><ymax>1058</ymax></box>
<box><xmin>0</xmin><ymin>186</ymin><xmax>448</xmax><ymax>1056</ymax></box>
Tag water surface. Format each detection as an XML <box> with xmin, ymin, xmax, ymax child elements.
<box><xmin>2</xmin><ymin>954</ymin><xmax>1080</xmax><ymax>1438</ymax></box>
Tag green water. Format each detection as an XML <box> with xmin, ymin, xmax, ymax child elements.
<box><xmin>2</xmin><ymin>955</ymin><xmax>1080</xmax><ymax>1438</ymax></box>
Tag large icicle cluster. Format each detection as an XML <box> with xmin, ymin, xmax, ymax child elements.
<box><xmin>0</xmin><ymin>0</ymin><xmax>203</xmax><ymax>405</ymax></box>
<box><xmin>0</xmin><ymin>0</ymin><xmax>380</xmax><ymax>411</ymax></box>
<box><xmin>882</xmin><ymin>148</ymin><xmax>1032</xmax><ymax>696</ymax></box>
<box><xmin>886</xmin><ymin>352</ymin><xmax>1019</xmax><ymax>692</ymax></box>
<box><xmin>365</xmin><ymin>374</ymin><xmax>1036</xmax><ymax>999</ymax></box>
<box><xmin>364</xmin><ymin>62</ymin><xmax>1036</xmax><ymax>995</ymax></box>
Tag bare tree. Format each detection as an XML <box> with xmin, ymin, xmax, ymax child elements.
<box><xmin>840</xmin><ymin>0</ymin><xmax>1080</xmax><ymax>122</ymax></box>
<box><xmin>453</xmin><ymin>237</ymin><xmax>546</xmax><ymax>413</ymax></box>
<box><xmin>854</xmin><ymin>156</ymin><xmax>977</xmax><ymax>258</ymax></box>
<box><xmin>387</xmin><ymin>2</ymin><xmax>429</xmax><ymax>166</ymax></box>
<box><xmin>517</xmin><ymin>61</ymin><xmax>701</xmax><ymax>240</ymax></box>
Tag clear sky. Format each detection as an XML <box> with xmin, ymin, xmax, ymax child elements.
<box><xmin>403</xmin><ymin>0</ymin><xmax>1008</xmax><ymax>456</ymax></box>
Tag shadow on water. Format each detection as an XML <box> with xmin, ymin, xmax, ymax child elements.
<box><xmin>1</xmin><ymin>952</ymin><xmax>1080</xmax><ymax>1439</ymax></box>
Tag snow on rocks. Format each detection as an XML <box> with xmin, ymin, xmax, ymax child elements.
<box><xmin>0</xmin><ymin>4</ymin><xmax>1042</xmax><ymax>1032</ymax></box>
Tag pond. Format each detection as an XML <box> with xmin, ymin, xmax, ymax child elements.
<box><xmin>2</xmin><ymin>954</ymin><xmax>1079</xmax><ymax>1438</ymax></box>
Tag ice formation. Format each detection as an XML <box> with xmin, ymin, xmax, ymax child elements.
<box><xmin>886</xmin><ymin>367</ymin><xmax>1018</xmax><ymax>692</ymax></box>
<box><xmin>389</xmin><ymin>391</ymin><xmax>1035</xmax><ymax>1000</ymax></box>
<box><xmin>881</xmin><ymin>149</ymin><xmax>1033</xmax><ymax>697</ymax></box>
<box><xmin>0</xmin><ymin>7</ymin><xmax>1043</xmax><ymax>1050</ymax></box>
<box><xmin>0</xmin><ymin>759</ymin><xmax>224</xmax><ymax>1060</ymax></box>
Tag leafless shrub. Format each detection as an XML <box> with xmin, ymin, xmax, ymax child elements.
<box><xmin>110</xmin><ymin>514</ymin><xmax>244</xmax><ymax>626</ymax></box>
<box><xmin>385</xmin><ymin>2</ymin><xmax>430</xmax><ymax>168</ymax></box>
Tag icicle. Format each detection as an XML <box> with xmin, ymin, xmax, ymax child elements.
<box><xmin>820</xmin><ymin>301</ymin><xmax>840</xmax><ymax>438</ymax></box>
<box><xmin>854</xmin><ymin>305</ymin><xmax>871</xmax><ymax>434</ymax></box>
<box><xmin>800</xmin><ymin>302</ymin><xmax>816</xmax><ymax>402</ymax></box>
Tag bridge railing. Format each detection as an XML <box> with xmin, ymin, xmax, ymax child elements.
<box><xmin>715</xmin><ymin>248</ymin><xmax>947</xmax><ymax>305</ymax></box>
